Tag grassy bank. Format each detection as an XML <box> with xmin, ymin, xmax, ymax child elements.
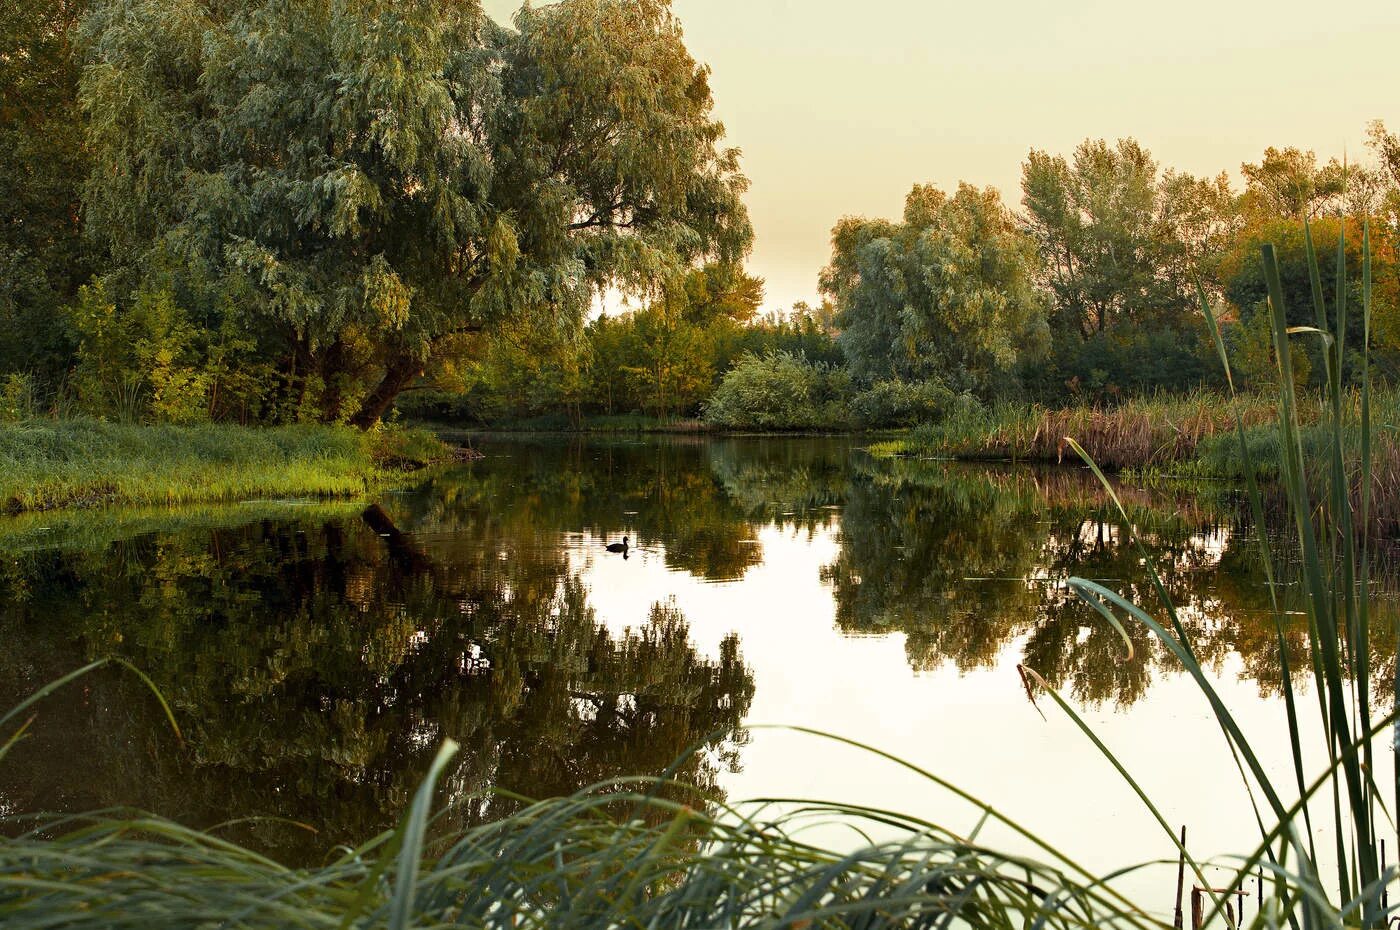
<box><xmin>0</xmin><ymin>420</ymin><xmax>454</xmax><ymax>514</ymax></box>
<box><xmin>869</xmin><ymin>389</ymin><xmax>1400</xmax><ymax>536</ymax></box>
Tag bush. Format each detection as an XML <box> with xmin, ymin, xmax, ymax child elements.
<box><xmin>847</xmin><ymin>379</ymin><xmax>982</xmax><ymax>428</ymax></box>
<box><xmin>0</xmin><ymin>373</ymin><xmax>37</xmax><ymax>422</ymax></box>
<box><xmin>702</xmin><ymin>352</ymin><xmax>849</xmax><ymax>429</ymax></box>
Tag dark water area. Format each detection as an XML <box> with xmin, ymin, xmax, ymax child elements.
<box><xmin>1</xmin><ymin>436</ymin><xmax>1396</xmax><ymax>873</ymax></box>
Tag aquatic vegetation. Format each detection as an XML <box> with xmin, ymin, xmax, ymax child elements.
<box><xmin>871</xmin><ymin>390</ymin><xmax>1290</xmax><ymax>468</ymax></box>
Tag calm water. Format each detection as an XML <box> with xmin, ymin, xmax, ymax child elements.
<box><xmin>1</xmin><ymin>436</ymin><xmax>1396</xmax><ymax>909</ymax></box>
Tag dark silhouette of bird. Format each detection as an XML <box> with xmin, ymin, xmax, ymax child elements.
<box><xmin>605</xmin><ymin>536</ymin><xmax>629</xmax><ymax>555</ymax></box>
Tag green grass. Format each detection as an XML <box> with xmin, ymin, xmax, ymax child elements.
<box><xmin>0</xmin><ymin>420</ymin><xmax>452</xmax><ymax>514</ymax></box>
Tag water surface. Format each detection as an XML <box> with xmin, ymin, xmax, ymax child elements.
<box><xmin>1</xmin><ymin>436</ymin><xmax>1395</xmax><ymax>910</ymax></box>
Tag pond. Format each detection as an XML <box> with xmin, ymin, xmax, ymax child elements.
<box><xmin>1</xmin><ymin>435</ymin><xmax>1395</xmax><ymax>914</ymax></box>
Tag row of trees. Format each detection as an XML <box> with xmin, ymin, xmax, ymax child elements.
<box><xmin>1</xmin><ymin>0</ymin><xmax>751</xmax><ymax>426</ymax></box>
<box><xmin>401</xmin><ymin>263</ymin><xmax>842</xmax><ymax>425</ymax></box>
<box><xmin>4</xmin><ymin>0</ymin><xmax>1399</xmax><ymax>427</ymax></box>
<box><xmin>820</xmin><ymin>136</ymin><xmax>1400</xmax><ymax>414</ymax></box>
<box><xmin>468</xmin><ymin>132</ymin><xmax>1400</xmax><ymax>429</ymax></box>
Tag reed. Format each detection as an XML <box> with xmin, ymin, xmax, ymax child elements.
<box><xmin>1046</xmin><ymin>220</ymin><xmax>1398</xmax><ymax>927</ymax></box>
<box><xmin>875</xmin><ymin>391</ymin><xmax>1291</xmax><ymax>469</ymax></box>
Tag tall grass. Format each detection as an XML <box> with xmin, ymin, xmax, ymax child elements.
<box><xmin>1142</xmin><ymin>395</ymin><xmax>1400</xmax><ymax>537</ymax></box>
<box><xmin>0</xmin><ymin>744</ymin><xmax>1170</xmax><ymax>929</ymax></box>
<box><xmin>0</xmin><ymin>420</ymin><xmax>450</xmax><ymax>513</ymax></box>
<box><xmin>0</xmin><ymin>231</ymin><xmax>1396</xmax><ymax>926</ymax></box>
<box><xmin>873</xmin><ymin>391</ymin><xmax>1292</xmax><ymax>469</ymax></box>
<box><xmin>1047</xmin><ymin>221</ymin><xmax>1398</xmax><ymax>927</ymax></box>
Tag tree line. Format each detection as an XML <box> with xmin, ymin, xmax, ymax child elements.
<box><xmin>3</xmin><ymin>0</ymin><xmax>1399</xmax><ymax>429</ymax></box>
<box><xmin>2</xmin><ymin>0</ymin><xmax>750</xmax><ymax>426</ymax></box>
<box><xmin>424</xmin><ymin>134</ymin><xmax>1400</xmax><ymax>430</ymax></box>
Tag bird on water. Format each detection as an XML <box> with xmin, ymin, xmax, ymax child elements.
<box><xmin>605</xmin><ymin>536</ymin><xmax>629</xmax><ymax>554</ymax></box>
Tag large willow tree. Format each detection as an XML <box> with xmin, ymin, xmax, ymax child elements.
<box><xmin>79</xmin><ymin>0</ymin><xmax>751</xmax><ymax>425</ymax></box>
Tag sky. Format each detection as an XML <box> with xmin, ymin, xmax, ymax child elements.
<box><xmin>483</xmin><ymin>0</ymin><xmax>1400</xmax><ymax>313</ymax></box>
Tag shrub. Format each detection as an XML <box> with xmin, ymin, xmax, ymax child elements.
<box><xmin>702</xmin><ymin>352</ymin><xmax>849</xmax><ymax>429</ymax></box>
<box><xmin>847</xmin><ymin>379</ymin><xmax>982</xmax><ymax>428</ymax></box>
<box><xmin>0</xmin><ymin>373</ymin><xmax>37</xmax><ymax>422</ymax></box>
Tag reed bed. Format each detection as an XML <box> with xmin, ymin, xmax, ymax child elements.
<box><xmin>0</xmin><ymin>420</ymin><xmax>450</xmax><ymax>514</ymax></box>
<box><xmin>875</xmin><ymin>391</ymin><xmax>1290</xmax><ymax>470</ymax></box>
<box><xmin>1158</xmin><ymin>393</ymin><xmax>1400</xmax><ymax>536</ymax></box>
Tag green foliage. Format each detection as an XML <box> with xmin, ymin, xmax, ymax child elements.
<box><xmin>1017</xmin><ymin>138</ymin><xmax>1239</xmax><ymax>400</ymax></box>
<box><xmin>0</xmin><ymin>374</ymin><xmax>38</xmax><ymax>423</ymax></box>
<box><xmin>702</xmin><ymin>352</ymin><xmax>849</xmax><ymax>429</ymax></box>
<box><xmin>846</xmin><ymin>379</ymin><xmax>982</xmax><ymax>429</ymax></box>
<box><xmin>74</xmin><ymin>0</ymin><xmax>750</xmax><ymax>427</ymax></box>
<box><xmin>66</xmin><ymin>282</ymin><xmax>203</xmax><ymax>423</ymax></box>
<box><xmin>10</xmin><ymin>0</ymin><xmax>1400</xmax><ymax>434</ymax></box>
<box><xmin>672</xmin><ymin>262</ymin><xmax>766</xmax><ymax>326</ymax></box>
<box><xmin>1022</xmin><ymin>138</ymin><xmax>1234</xmax><ymax>338</ymax></box>
<box><xmin>1220</xmin><ymin>215</ymin><xmax>1400</xmax><ymax>386</ymax></box>
<box><xmin>0</xmin><ymin>0</ymin><xmax>89</xmax><ymax>388</ymax></box>
<box><xmin>822</xmin><ymin>183</ymin><xmax>1048</xmax><ymax>396</ymax></box>
<box><xmin>1019</xmin><ymin>327</ymin><xmax>1219</xmax><ymax>402</ymax></box>
<box><xmin>398</xmin><ymin>295</ymin><xmax>844</xmax><ymax>427</ymax></box>
<box><xmin>1239</xmin><ymin>145</ymin><xmax>1373</xmax><ymax>220</ymax></box>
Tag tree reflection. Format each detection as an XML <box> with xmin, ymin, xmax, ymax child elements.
<box><xmin>2</xmin><ymin>435</ymin><xmax>1396</xmax><ymax>865</ymax></box>
<box><xmin>0</xmin><ymin>505</ymin><xmax>754</xmax><ymax>863</ymax></box>
<box><xmin>397</xmin><ymin>436</ymin><xmax>851</xmax><ymax>582</ymax></box>
<box><xmin>824</xmin><ymin>458</ymin><xmax>1398</xmax><ymax>708</ymax></box>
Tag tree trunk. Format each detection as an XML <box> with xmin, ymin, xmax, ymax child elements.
<box><xmin>349</xmin><ymin>351</ymin><xmax>423</xmax><ymax>428</ymax></box>
<box><xmin>319</xmin><ymin>339</ymin><xmax>349</xmax><ymax>422</ymax></box>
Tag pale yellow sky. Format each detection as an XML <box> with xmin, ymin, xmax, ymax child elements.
<box><xmin>484</xmin><ymin>0</ymin><xmax>1400</xmax><ymax>312</ymax></box>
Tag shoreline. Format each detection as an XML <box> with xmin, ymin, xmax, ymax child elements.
<box><xmin>0</xmin><ymin>420</ymin><xmax>456</xmax><ymax>516</ymax></box>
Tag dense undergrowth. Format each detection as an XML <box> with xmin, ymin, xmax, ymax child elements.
<box><xmin>0</xmin><ymin>420</ymin><xmax>453</xmax><ymax>514</ymax></box>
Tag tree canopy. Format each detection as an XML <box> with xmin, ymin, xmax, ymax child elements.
<box><xmin>821</xmin><ymin>183</ymin><xmax>1048</xmax><ymax>396</ymax></box>
<box><xmin>77</xmin><ymin>0</ymin><xmax>751</xmax><ymax>425</ymax></box>
<box><xmin>0</xmin><ymin>0</ymin><xmax>89</xmax><ymax>382</ymax></box>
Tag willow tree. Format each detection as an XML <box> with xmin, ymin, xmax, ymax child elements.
<box><xmin>820</xmin><ymin>183</ymin><xmax>1047</xmax><ymax>397</ymax></box>
<box><xmin>79</xmin><ymin>0</ymin><xmax>750</xmax><ymax>426</ymax></box>
<box><xmin>0</xmin><ymin>0</ymin><xmax>89</xmax><ymax>384</ymax></box>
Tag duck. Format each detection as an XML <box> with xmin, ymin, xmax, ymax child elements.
<box><xmin>605</xmin><ymin>536</ymin><xmax>630</xmax><ymax>554</ymax></box>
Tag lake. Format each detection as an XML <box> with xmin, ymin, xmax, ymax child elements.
<box><xmin>1</xmin><ymin>435</ymin><xmax>1394</xmax><ymax>916</ymax></box>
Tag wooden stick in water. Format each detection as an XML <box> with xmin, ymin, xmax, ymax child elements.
<box><xmin>1175</xmin><ymin>825</ymin><xmax>1187</xmax><ymax>930</ymax></box>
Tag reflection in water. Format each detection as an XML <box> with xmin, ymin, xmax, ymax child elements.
<box><xmin>0</xmin><ymin>499</ymin><xmax>754</xmax><ymax>862</ymax></box>
<box><xmin>0</xmin><ymin>436</ymin><xmax>1395</xmax><ymax>863</ymax></box>
<box><xmin>824</xmin><ymin>456</ymin><xmax>1397</xmax><ymax>707</ymax></box>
